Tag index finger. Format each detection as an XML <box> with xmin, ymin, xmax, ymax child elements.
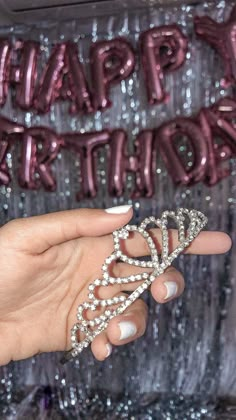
<box><xmin>121</xmin><ymin>230</ymin><xmax>232</xmax><ymax>257</ymax></box>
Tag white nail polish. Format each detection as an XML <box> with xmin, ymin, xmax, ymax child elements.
<box><xmin>105</xmin><ymin>343</ymin><xmax>112</xmax><ymax>358</ymax></box>
<box><xmin>105</xmin><ymin>205</ymin><xmax>132</xmax><ymax>214</ymax></box>
<box><xmin>164</xmin><ymin>281</ymin><xmax>178</xmax><ymax>300</ymax></box>
<box><xmin>118</xmin><ymin>321</ymin><xmax>137</xmax><ymax>340</ymax></box>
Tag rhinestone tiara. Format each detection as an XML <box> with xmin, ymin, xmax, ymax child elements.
<box><xmin>60</xmin><ymin>208</ymin><xmax>207</xmax><ymax>364</ymax></box>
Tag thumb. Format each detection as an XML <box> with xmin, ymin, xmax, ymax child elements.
<box><xmin>1</xmin><ymin>205</ymin><xmax>133</xmax><ymax>254</ymax></box>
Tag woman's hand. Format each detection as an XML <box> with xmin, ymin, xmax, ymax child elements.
<box><xmin>0</xmin><ymin>205</ymin><xmax>231</xmax><ymax>365</ymax></box>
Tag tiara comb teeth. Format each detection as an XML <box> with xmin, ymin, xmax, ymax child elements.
<box><xmin>61</xmin><ymin>208</ymin><xmax>207</xmax><ymax>364</ymax></box>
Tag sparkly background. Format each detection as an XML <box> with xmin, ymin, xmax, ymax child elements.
<box><xmin>0</xmin><ymin>1</ymin><xmax>236</xmax><ymax>419</ymax></box>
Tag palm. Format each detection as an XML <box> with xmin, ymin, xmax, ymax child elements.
<box><xmin>0</xmin><ymin>235</ymin><xmax>110</xmax><ymax>363</ymax></box>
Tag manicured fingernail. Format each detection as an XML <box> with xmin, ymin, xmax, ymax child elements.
<box><xmin>124</xmin><ymin>311</ymin><xmax>135</xmax><ymax>317</ymax></box>
<box><xmin>105</xmin><ymin>205</ymin><xmax>132</xmax><ymax>214</ymax></box>
<box><xmin>164</xmin><ymin>281</ymin><xmax>178</xmax><ymax>300</ymax></box>
<box><xmin>105</xmin><ymin>343</ymin><xmax>112</xmax><ymax>358</ymax></box>
<box><xmin>118</xmin><ymin>321</ymin><xmax>137</xmax><ymax>340</ymax></box>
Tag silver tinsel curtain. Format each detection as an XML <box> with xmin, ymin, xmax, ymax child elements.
<box><xmin>0</xmin><ymin>1</ymin><xmax>236</xmax><ymax>418</ymax></box>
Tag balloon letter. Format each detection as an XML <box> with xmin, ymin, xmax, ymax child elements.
<box><xmin>199</xmin><ymin>110</ymin><xmax>230</xmax><ymax>185</ymax></box>
<box><xmin>35</xmin><ymin>42</ymin><xmax>92</xmax><ymax>114</ymax></box>
<box><xmin>34</xmin><ymin>43</ymin><xmax>67</xmax><ymax>113</ymax></box>
<box><xmin>63</xmin><ymin>130</ymin><xmax>109</xmax><ymax>199</ymax></box>
<box><xmin>0</xmin><ymin>116</ymin><xmax>24</xmax><ymax>185</ymax></box>
<box><xmin>0</xmin><ymin>39</ymin><xmax>11</xmax><ymax>107</ymax></box>
<box><xmin>19</xmin><ymin>127</ymin><xmax>61</xmax><ymax>191</ymax></box>
<box><xmin>11</xmin><ymin>41</ymin><xmax>40</xmax><ymax>110</ymax></box>
<box><xmin>108</xmin><ymin>129</ymin><xmax>154</xmax><ymax>197</ymax></box>
<box><xmin>90</xmin><ymin>38</ymin><xmax>135</xmax><ymax>110</ymax></box>
<box><xmin>155</xmin><ymin>117</ymin><xmax>208</xmax><ymax>184</ymax></box>
<box><xmin>199</xmin><ymin>99</ymin><xmax>236</xmax><ymax>184</ymax></box>
<box><xmin>194</xmin><ymin>6</ymin><xmax>236</xmax><ymax>85</ymax></box>
<box><xmin>64</xmin><ymin>42</ymin><xmax>93</xmax><ymax>114</ymax></box>
<box><xmin>140</xmin><ymin>25</ymin><xmax>188</xmax><ymax>104</ymax></box>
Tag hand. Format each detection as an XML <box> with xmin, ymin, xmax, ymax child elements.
<box><xmin>0</xmin><ymin>206</ymin><xmax>231</xmax><ymax>365</ymax></box>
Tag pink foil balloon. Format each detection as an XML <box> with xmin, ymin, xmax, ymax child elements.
<box><xmin>205</xmin><ymin>105</ymin><xmax>236</xmax><ymax>155</ymax></box>
<box><xmin>155</xmin><ymin>117</ymin><xmax>208</xmax><ymax>184</ymax></box>
<box><xmin>194</xmin><ymin>6</ymin><xmax>236</xmax><ymax>85</ymax></box>
<box><xmin>12</xmin><ymin>41</ymin><xmax>40</xmax><ymax>110</ymax></box>
<box><xmin>198</xmin><ymin>100</ymin><xmax>236</xmax><ymax>185</ymax></box>
<box><xmin>64</xmin><ymin>41</ymin><xmax>93</xmax><ymax>114</ymax></box>
<box><xmin>35</xmin><ymin>42</ymin><xmax>92</xmax><ymax>114</ymax></box>
<box><xmin>0</xmin><ymin>39</ymin><xmax>11</xmax><ymax>107</ymax></box>
<box><xmin>35</xmin><ymin>43</ymin><xmax>67</xmax><ymax>113</ymax></box>
<box><xmin>108</xmin><ymin>129</ymin><xmax>154</xmax><ymax>197</ymax></box>
<box><xmin>90</xmin><ymin>38</ymin><xmax>135</xmax><ymax>110</ymax></box>
<box><xmin>140</xmin><ymin>25</ymin><xmax>188</xmax><ymax>104</ymax></box>
<box><xmin>198</xmin><ymin>110</ymin><xmax>229</xmax><ymax>185</ymax></box>
<box><xmin>19</xmin><ymin>126</ymin><xmax>61</xmax><ymax>191</ymax></box>
<box><xmin>63</xmin><ymin>130</ymin><xmax>110</xmax><ymax>199</ymax></box>
<box><xmin>0</xmin><ymin>116</ymin><xmax>24</xmax><ymax>185</ymax></box>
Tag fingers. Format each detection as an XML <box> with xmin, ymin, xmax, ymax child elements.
<box><xmin>96</xmin><ymin>264</ymin><xmax>184</xmax><ymax>300</ymax></box>
<box><xmin>150</xmin><ymin>266</ymin><xmax>185</xmax><ymax>303</ymax></box>
<box><xmin>2</xmin><ymin>205</ymin><xmax>231</xmax><ymax>256</ymax></box>
<box><xmin>91</xmin><ymin>332</ymin><xmax>112</xmax><ymax>361</ymax></box>
<box><xmin>90</xmin><ymin>266</ymin><xmax>184</xmax><ymax>361</ymax></box>
<box><xmin>107</xmin><ymin>299</ymin><xmax>148</xmax><ymax>346</ymax></box>
<box><xmin>91</xmin><ymin>298</ymin><xmax>148</xmax><ymax>360</ymax></box>
<box><xmin>0</xmin><ymin>205</ymin><xmax>133</xmax><ymax>253</ymax></box>
<box><xmin>105</xmin><ymin>229</ymin><xmax>232</xmax><ymax>258</ymax></box>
